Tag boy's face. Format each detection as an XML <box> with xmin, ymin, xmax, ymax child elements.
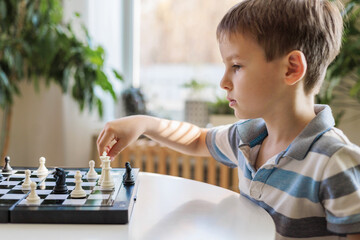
<box><xmin>219</xmin><ymin>33</ymin><xmax>287</xmax><ymax>120</ymax></box>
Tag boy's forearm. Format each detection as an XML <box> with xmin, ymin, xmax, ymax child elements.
<box><xmin>141</xmin><ymin>115</ymin><xmax>211</xmax><ymax>157</ymax></box>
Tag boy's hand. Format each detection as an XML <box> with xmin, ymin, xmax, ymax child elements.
<box><xmin>97</xmin><ymin>116</ymin><xmax>146</xmax><ymax>160</ymax></box>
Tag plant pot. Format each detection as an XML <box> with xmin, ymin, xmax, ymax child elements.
<box><xmin>209</xmin><ymin>114</ymin><xmax>238</xmax><ymax>126</ymax></box>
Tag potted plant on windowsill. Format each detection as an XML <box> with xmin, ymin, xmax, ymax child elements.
<box><xmin>181</xmin><ymin>79</ymin><xmax>211</xmax><ymax>127</ymax></box>
<box><xmin>208</xmin><ymin>96</ymin><xmax>237</xmax><ymax>126</ymax></box>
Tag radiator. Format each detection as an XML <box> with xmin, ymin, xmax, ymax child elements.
<box><xmin>93</xmin><ymin>138</ymin><xmax>239</xmax><ymax>193</ymax></box>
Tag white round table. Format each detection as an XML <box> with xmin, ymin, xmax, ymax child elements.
<box><xmin>0</xmin><ymin>173</ymin><xmax>275</xmax><ymax>240</ymax></box>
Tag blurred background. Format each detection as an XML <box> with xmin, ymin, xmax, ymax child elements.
<box><xmin>1</xmin><ymin>0</ymin><xmax>359</xmax><ymax>168</ymax></box>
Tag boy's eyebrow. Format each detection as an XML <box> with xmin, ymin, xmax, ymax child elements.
<box><xmin>226</xmin><ymin>54</ymin><xmax>241</xmax><ymax>61</ymax></box>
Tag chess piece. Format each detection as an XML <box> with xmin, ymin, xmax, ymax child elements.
<box><xmin>99</xmin><ymin>152</ymin><xmax>108</xmax><ymax>184</ymax></box>
<box><xmin>53</xmin><ymin>168</ymin><xmax>68</xmax><ymax>194</ymax></box>
<box><xmin>39</xmin><ymin>176</ymin><xmax>46</xmax><ymax>190</ymax></box>
<box><xmin>71</xmin><ymin>171</ymin><xmax>86</xmax><ymax>198</ymax></box>
<box><xmin>100</xmin><ymin>158</ymin><xmax>115</xmax><ymax>190</ymax></box>
<box><xmin>86</xmin><ymin>160</ymin><xmax>98</xmax><ymax>179</ymax></box>
<box><xmin>26</xmin><ymin>182</ymin><xmax>40</xmax><ymax>204</ymax></box>
<box><xmin>22</xmin><ymin>169</ymin><xmax>32</xmax><ymax>190</ymax></box>
<box><xmin>2</xmin><ymin>156</ymin><xmax>13</xmax><ymax>172</ymax></box>
<box><xmin>37</xmin><ymin>157</ymin><xmax>48</xmax><ymax>175</ymax></box>
<box><xmin>123</xmin><ymin>162</ymin><xmax>135</xmax><ymax>186</ymax></box>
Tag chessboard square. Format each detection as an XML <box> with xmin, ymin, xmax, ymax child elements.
<box><xmin>18</xmin><ymin>199</ymin><xmax>44</xmax><ymax>206</ymax></box>
<box><xmin>84</xmin><ymin>199</ymin><xmax>106</xmax><ymax>206</ymax></box>
<box><xmin>37</xmin><ymin>189</ymin><xmax>53</xmax><ymax>195</ymax></box>
<box><xmin>67</xmin><ymin>186</ymin><xmax>75</xmax><ymax>191</ymax></box>
<box><xmin>66</xmin><ymin>171</ymin><xmax>76</xmax><ymax>176</ymax></box>
<box><xmin>0</xmin><ymin>199</ymin><xmax>19</xmax><ymax>205</ymax></box>
<box><xmin>82</xmin><ymin>182</ymin><xmax>97</xmax><ymax>187</ymax></box>
<box><xmin>41</xmin><ymin>199</ymin><xmax>65</xmax><ymax>205</ymax></box>
<box><xmin>88</xmin><ymin>194</ymin><xmax>110</xmax><ymax>200</ymax></box>
<box><xmin>83</xmin><ymin>189</ymin><xmax>92</xmax><ymax>195</ymax></box>
<box><xmin>8</xmin><ymin>177</ymin><xmax>24</xmax><ymax>181</ymax></box>
<box><xmin>45</xmin><ymin>194</ymin><xmax>69</xmax><ymax>200</ymax></box>
<box><xmin>65</xmin><ymin>178</ymin><xmax>75</xmax><ymax>183</ymax></box>
<box><xmin>8</xmin><ymin>189</ymin><xmax>27</xmax><ymax>194</ymax></box>
<box><xmin>41</xmin><ymin>185</ymin><xmax>54</xmax><ymax>190</ymax></box>
<box><xmin>0</xmin><ymin>189</ymin><xmax>10</xmax><ymax>194</ymax></box>
<box><xmin>63</xmin><ymin>199</ymin><xmax>87</xmax><ymax>206</ymax></box>
<box><xmin>12</xmin><ymin>185</ymin><xmax>25</xmax><ymax>190</ymax></box>
<box><xmin>1</xmin><ymin>170</ymin><xmax>16</xmax><ymax>175</ymax></box>
<box><xmin>0</xmin><ymin>181</ymin><xmax>21</xmax><ymax>186</ymax></box>
<box><xmin>90</xmin><ymin>190</ymin><xmax>102</xmax><ymax>195</ymax></box>
<box><xmin>44</xmin><ymin>182</ymin><xmax>56</xmax><ymax>186</ymax></box>
<box><xmin>1</xmin><ymin>193</ymin><xmax>26</xmax><ymax>199</ymax></box>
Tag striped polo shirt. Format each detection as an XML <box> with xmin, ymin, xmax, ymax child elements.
<box><xmin>206</xmin><ymin>105</ymin><xmax>360</xmax><ymax>239</ymax></box>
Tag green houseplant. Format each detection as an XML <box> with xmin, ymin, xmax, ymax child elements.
<box><xmin>317</xmin><ymin>0</ymin><xmax>360</xmax><ymax>125</ymax></box>
<box><xmin>0</xmin><ymin>0</ymin><xmax>122</xmax><ymax>159</ymax></box>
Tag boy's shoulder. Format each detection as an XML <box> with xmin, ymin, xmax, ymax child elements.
<box><xmin>311</xmin><ymin>127</ymin><xmax>360</xmax><ymax>159</ymax></box>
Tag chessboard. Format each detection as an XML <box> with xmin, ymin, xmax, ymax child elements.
<box><xmin>0</xmin><ymin>165</ymin><xmax>139</xmax><ymax>224</ymax></box>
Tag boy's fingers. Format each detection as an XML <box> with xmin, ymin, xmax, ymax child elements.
<box><xmin>97</xmin><ymin>130</ymin><xmax>115</xmax><ymax>156</ymax></box>
<box><xmin>108</xmin><ymin>140</ymin><xmax>125</xmax><ymax>160</ymax></box>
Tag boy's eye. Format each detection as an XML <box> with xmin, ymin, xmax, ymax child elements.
<box><xmin>232</xmin><ymin>65</ymin><xmax>242</xmax><ymax>70</ymax></box>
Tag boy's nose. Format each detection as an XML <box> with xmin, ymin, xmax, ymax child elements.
<box><xmin>220</xmin><ymin>73</ymin><xmax>233</xmax><ymax>91</ymax></box>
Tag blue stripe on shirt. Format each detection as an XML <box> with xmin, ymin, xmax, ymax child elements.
<box><xmin>206</xmin><ymin>129</ymin><xmax>237</xmax><ymax>168</ymax></box>
<box><xmin>326</xmin><ymin>210</ymin><xmax>360</xmax><ymax>225</ymax></box>
<box><xmin>264</xmin><ymin>168</ymin><xmax>320</xmax><ymax>203</ymax></box>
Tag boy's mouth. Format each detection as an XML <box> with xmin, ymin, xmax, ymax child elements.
<box><xmin>227</xmin><ymin>97</ymin><xmax>236</xmax><ymax>107</ymax></box>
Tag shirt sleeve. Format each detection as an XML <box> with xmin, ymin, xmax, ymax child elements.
<box><xmin>319</xmin><ymin>144</ymin><xmax>360</xmax><ymax>234</ymax></box>
<box><xmin>205</xmin><ymin>123</ymin><xmax>240</xmax><ymax>168</ymax></box>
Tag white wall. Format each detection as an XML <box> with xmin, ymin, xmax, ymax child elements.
<box><xmin>8</xmin><ymin>82</ymin><xmax>65</xmax><ymax>167</ymax></box>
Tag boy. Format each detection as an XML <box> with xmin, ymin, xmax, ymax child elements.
<box><xmin>97</xmin><ymin>0</ymin><xmax>360</xmax><ymax>239</ymax></box>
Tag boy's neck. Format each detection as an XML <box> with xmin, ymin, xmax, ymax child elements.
<box><xmin>265</xmin><ymin>99</ymin><xmax>316</xmax><ymax>144</ymax></box>
<box><xmin>255</xmin><ymin>94</ymin><xmax>316</xmax><ymax>169</ymax></box>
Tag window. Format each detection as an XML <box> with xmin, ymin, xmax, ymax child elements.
<box><xmin>87</xmin><ymin>0</ymin><xmax>239</xmax><ymax>121</ymax></box>
<box><xmin>139</xmin><ymin>0</ymin><xmax>239</xmax><ymax>120</ymax></box>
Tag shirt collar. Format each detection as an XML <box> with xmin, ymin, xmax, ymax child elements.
<box><xmin>237</xmin><ymin>104</ymin><xmax>335</xmax><ymax>160</ymax></box>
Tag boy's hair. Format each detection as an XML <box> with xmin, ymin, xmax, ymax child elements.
<box><xmin>217</xmin><ymin>0</ymin><xmax>343</xmax><ymax>94</ymax></box>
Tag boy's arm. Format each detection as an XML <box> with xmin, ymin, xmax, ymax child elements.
<box><xmin>348</xmin><ymin>234</ymin><xmax>360</xmax><ymax>240</ymax></box>
<box><xmin>97</xmin><ymin>115</ymin><xmax>210</xmax><ymax>160</ymax></box>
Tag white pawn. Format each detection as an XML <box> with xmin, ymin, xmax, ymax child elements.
<box><xmin>71</xmin><ymin>171</ymin><xmax>86</xmax><ymax>198</ymax></box>
<box><xmin>86</xmin><ymin>160</ymin><xmax>98</xmax><ymax>179</ymax></box>
<box><xmin>37</xmin><ymin>157</ymin><xmax>48</xmax><ymax>175</ymax></box>
<box><xmin>26</xmin><ymin>182</ymin><xmax>40</xmax><ymax>204</ymax></box>
<box><xmin>22</xmin><ymin>169</ymin><xmax>32</xmax><ymax>190</ymax></box>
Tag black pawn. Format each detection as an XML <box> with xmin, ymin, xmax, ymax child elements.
<box><xmin>2</xmin><ymin>156</ymin><xmax>13</xmax><ymax>173</ymax></box>
<box><xmin>53</xmin><ymin>168</ymin><xmax>68</xmax><ymax>194</ymax></box>
<box><xmin>123</xmin><ymin>162</ymin><xmax>135</xmax><ymax>186</ymax></box>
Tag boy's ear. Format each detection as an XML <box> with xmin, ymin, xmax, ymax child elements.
<box><xmin>284</xmin><ymin>50</ymin><xmax>307</xmax><ymax>85</ymax></box>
